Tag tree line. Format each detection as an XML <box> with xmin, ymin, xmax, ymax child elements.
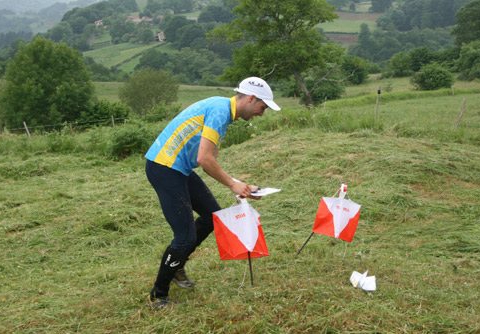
<box><xmin>1</xmin><ymin>0</ymin><xmax>480</xmax><ymax>132</ymax></box>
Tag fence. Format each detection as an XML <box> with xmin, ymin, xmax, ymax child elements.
<box><xmin>1</xmin><ymin>116</ymin><xmax>128</xmax><ymax>136</ymax></box>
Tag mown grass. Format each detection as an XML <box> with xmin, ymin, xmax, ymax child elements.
<box><xmin>1</xmin><ymin>81</ymin><xmax>480</xmax><ymax>333</ymax></box>
<box><xmin>83</xmin><ymin>42</ymin><xmax>163</xmax><ymax>69</ymax></box>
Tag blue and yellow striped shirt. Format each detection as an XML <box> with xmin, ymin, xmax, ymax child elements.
<box><xmin>145</xmin><ymin>96</ymin><xmax>236</xmax><ymax>176</ymax></box>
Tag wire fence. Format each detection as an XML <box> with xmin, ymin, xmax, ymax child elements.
<box><xmin>1</xmin><ymin>116</ymin><xmax>128</xmax><ymax>136</ymax></box>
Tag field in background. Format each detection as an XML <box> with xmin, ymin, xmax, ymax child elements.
<box><xmin>320</xmin><ymin>11</ymin><xmax>379</xmax><ymax>34</ymax></box>
<box><xmin>1</xmin><ymin>76</ymin><xmax>480</xmax><ymax>332</ymax></box>
<box><xmin>93</xmin><ymin>81</ymin><xmax>303</xmax><ymax>110</ymax></box>
<box><xmin>83</xmin><ymin>42</ymin><xmax>164</xmax><ymax>71</ymax></box>
<box><xmin>135</xmin><ymin>0</ymin><xmax>148</xmax><ymax>11</ymax></box>
<box><xmin>322</xmin><ymin>10</ymin><xmax>379</xmax><ymax>46</ymax></box>
<box><xmin>93</xmin><ymin>76</ymin><xmax>480</xmax><ymax>109</ymax></box>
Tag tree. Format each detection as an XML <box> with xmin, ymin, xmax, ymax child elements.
<box><xmin>326</xmin><ymin>0</ymin><xmax>349</xmax><ymax>10</ymax></box>
<box><xmin>134</xmin><ymin>22</ymin><xmax>155</xmax><ymax>44</ymax></box>
<box><xmin>349</xmin><ymin>27</ymin><xmax>454</xmax><ymax>63</ymax></box>
<box><xmin>162</xmin><ymin>16</ymin><xmax>193</xmax><ymax>42</ymax></box>
<box><xmin>198</xmin><ymin>5</ymin><xmax>235</xmax><ymax>23</ymax></box>
<box><xmin>119</xmin><ymin>69</ymin><xmax>178</xmax><ymax>116</ymax></box>
<box><xmin>409</xmin><ymin>47</ymin><xmax>436</xmax><ymax>71</ymax></box>
<box><xmin>163</xmin><ymin>0</ymin><xmax>194</xmax><ymax>13</ymax></box>
<box><xmin>370</xmin><ymin>0</ymin><xmax>393</xmax><ymax>13</ymax></box>
<box><xmin>108</xmin><ymin>16</ymin><xmax>136</xmax><ymax>44</ymax></box>
<box><xmin>135</xmin><ymin>48</ymin><xmax>228</xmax><ymax>85</ymax></box>
<box><xmin>410</xmin><ymin>63</ymin><xmax>454</xmax><ymax>90</ymax></box>
<box><xmin>386</xmin><ymin>51</ymin><xmax>413</xmax><ymax>77</ymax></box>
<box><xmin>349</xmin><ymin>23</ymin><xmax>377</xmax><ymax>60</ymax></box>
<box><xmin>45</xmin><ymin>22</ymin><xmax>74</xmax><ymax>44</ymax></box>
<box><xmin>0</xmin><ymin>36</ymin><xmax>94</xmax><ymax>129</ymax></box>
<box><xmin>452</xmin><ymin>0</ymin><xmax>480</xmax><ymax>46</ymax></box>
<box><xmin>135</xmin><ymin>49</ymin><xmax>174</xmax><ymax>71</ymax></box>
<box><xmin>379</xmin><ymin>0</ymin><xmax>471</xmax><ymax>32</ymax></box>
<box><xmin>174</xmin><ymin>24</ymin><xmax>206</xmax><ymax>49</ymax></box>
<box><xmin>212</xmin><ymin>0</ymin><xmax>337</xmax><ymax>106</ymax></box>
<box><xmin>457</xmin><ymin>41</ymin><xmax>480</xmax><ymax>80</ymax></box>
<box><xmin>302</xmin><ymin>43</ymin><xmax>346</xmax><ymax>103</ymax></box>
<box><xmin>341</xmin><ymin>55</ymin><xmax>369</xmax><ymax>84</ymax></box>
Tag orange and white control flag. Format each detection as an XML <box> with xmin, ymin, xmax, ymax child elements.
<box><xmin>312</xmin><ymin>184</ymin><xmax>361</xmax><ymax>242</ymax></box>
<box><xmin>213</xmin><ymin>199</ymin><xmax>269</xmax><ymax>260</ymax></box>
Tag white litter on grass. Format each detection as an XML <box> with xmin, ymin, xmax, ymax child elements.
<box><xmin>350</xmin><ymin>271</ymin><xmax>376</xmax><ymax>292</ymax></box>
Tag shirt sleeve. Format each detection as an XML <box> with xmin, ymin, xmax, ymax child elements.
<box><xmin>202</xmin><ymin>107</ymin><xmax>229</xmax><ymax>146</ymax></box>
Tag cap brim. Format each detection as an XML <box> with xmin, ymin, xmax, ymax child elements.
<box><xmin>234</xmin><ymin>87</ymin><xmax>281</xmax><ymax>111</ymax></box>
<box><xmin>263</xmin><ymin>99</ymin><xmax>281</xmax><ymax>111</ymax></box>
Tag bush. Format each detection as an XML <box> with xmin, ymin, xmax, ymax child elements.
<box><xmin>107</xmin><ymin>123</ymin><xmax>152</xmax><ymax>159</ymax></box>
<box><xmin>46</xmin><ymin>130</ymin><xmax>78</xmax><ymax>153</ymax></box>
<box><xmin>119</xmin><ymin>69</ymin><xmax>178</xmax><ymax>117</ymax></box>
<box><xmin>79</xmin><ymin>100</ymin><xmax>130</xmax><ymax>128</ymax></box>
<box><xmin>223</xmin><ymin>119</ymin><xmax>256</xmax><ymax>147</ymax></box>
<box><xmin>305</xmin><ymin>79</ymin><xmax>345</xmax><ymax>104</ymax></box>
<box><xmin>145</xmin><ymin>103</ymin><xmax>182</xmax><ymax>122</ymax></box>
<box><xmin>341</xmin><ymin>55</ymin><xmax>369</xmax><ymax>84</ymax></box>
<box><xmin>410</xmin><ymin>63</ymin><xmax>454</xmax><ymax>90</ymax></box>
<box><xmin>386</xmin><ymin>51</ymin><xmax>413</xmax><ymax>77</ymax></box>
<box><xmin>409</xmin><ymin>47</ymin><xmax>436</xmax><ymax>72</ymax></box>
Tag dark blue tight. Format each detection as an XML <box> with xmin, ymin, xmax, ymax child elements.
<box><xmin>145</xmin><ymin>159</ymin><xmax>221</xmax><ymax>296</ymax></box>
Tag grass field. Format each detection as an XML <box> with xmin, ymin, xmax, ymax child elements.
<box><xmin>320</xmin><ymin>11</ymin><xmax>379</xmax><ymax>34</ymax></box>
<box><xmin>93</xmin><ymin>82</ymin><xmax>302</xmax><ymax>110</ymax></box>
<box><xmin>83</xmin><ymin>42</ymin><xmax>163</xmax><ymax>70</ymax></box>
<box><xmin>1</xmin><ymin>79</ymin><xmax>480</xmax><ymax>333</ymax></box>
<box><xmin>135</xmin><ymin>0</ymin><xmax>148</xmax><ymax>11</ymax></box>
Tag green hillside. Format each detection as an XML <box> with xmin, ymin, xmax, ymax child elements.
<box><xmin>83</xmin><ymin>42</ymin><xmax>165</xmax><ymax>71</ymax></box>
<box><xmin>320</xmin><ymin>11</ymin><xmax>379</xmax><ymax>34</ymax></box>
<box><xmin>135</xmin><ymin>0</ymin><xmax>148</xmax><ymax>11</ymax></box>
<box><xmin>1</xmin><ymin>81</ymin><xmax>480</xmax><ymax>332</ymax></box>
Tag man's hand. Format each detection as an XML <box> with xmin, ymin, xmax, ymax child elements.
<box><xmin>230</xmin><ymin>181</ymin><xmax>251</xmax><ymax>198</ymax></box>
<box><xmin>230</xmin><ymin>182</ymin><xmax>261</xmax><ymax>200</ymax></box>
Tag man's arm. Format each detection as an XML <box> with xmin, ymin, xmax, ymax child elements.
<box><xmin>197</xmin><ymin>137</ymin><xmax>252</xmax><ymax>198</ymax></box>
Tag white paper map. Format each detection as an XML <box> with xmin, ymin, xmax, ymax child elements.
<box><xmin>251</xmin><ymin>187</ymin><xmax>281</xmax><ymax>197</ymax></box>
<box><xmin>231</xmin><ymin>178</ymin><xmax>281</xmax><ymax>198</ymax></box>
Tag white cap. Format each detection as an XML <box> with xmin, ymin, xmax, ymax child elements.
<box><xmin>234</xmin><ymin>77</ymin><xmax>281</xmax><ymax>111</ymax></box>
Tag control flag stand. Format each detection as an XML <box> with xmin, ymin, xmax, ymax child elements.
<box><xmin>297</xmin><ymin>184</ymin><xmax>361</xmax><ymax>256</ymax></box>
<box><xmin>212</xmin><ymin>198</ymin><xmax>269</xmax><ymax>286</ymax></box>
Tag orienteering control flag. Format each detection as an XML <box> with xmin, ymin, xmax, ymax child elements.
<box><xmin>312</xmin><ymin>184</ymin><xmax>361</xmax><ymax>242</ymax></box>
<box><xmin>212</xmin><ymin>199</ymin><xmax>269</xmax><ymax>260</ymax></box>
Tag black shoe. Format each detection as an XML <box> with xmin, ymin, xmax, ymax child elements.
<box><xmin>149</xmin><ymin>289</ymin><xmax>169</xmax><ymax>309</ymax></box>
<box><xmin>172</xmin><ymin>268</ymin><xmax>195</xmax><ymax>289</ymax></box>
<box><xmin>150</xmin><ymin>296</ymin><xmax>169</xmax><ymax>309</ymax></box>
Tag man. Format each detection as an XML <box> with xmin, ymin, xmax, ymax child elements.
<box><xmin>145</xmin><ymin>77</ymin><xmax>280</xmax><ymax>308</ymax></box>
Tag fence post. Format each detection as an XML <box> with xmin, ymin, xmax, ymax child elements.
<box><xmin>454</xmin><ymin>98</ymin><xmax>467</xmax><ymax>129</ymax></box>
<box><xmin>111</xmin><ymin>115</ymin><xmax>115</xmax><ymax>127</ymax></box>
<box><xmin>374</xmin><ymin>87</ymin><xmax>382</xmax><ymax>124</ymax></box>
<box><xmin>23</xmin><ymin>121</ymin><xmax>31</xmax><ymax>138</ymax></box>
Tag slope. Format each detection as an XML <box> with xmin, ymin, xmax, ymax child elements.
<box><xmin>1</xmin><ymin>90</ymin><xmax>479</xmax><ymax>332</ymax></box>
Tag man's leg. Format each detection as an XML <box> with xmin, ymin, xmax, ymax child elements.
<box><xmin>146</xmin><ymin>161</ymin><xmax>197</xmax><ymax>299</ymax></box>
<box><xmin>186</xmin><ymin>171</ymin><xmax>222</xmax><ymax>256</ymax></box>
<box><xmin>168</xmin><ymin>172</ymin><xmax>221</xmax><ymax>289</ymax></box>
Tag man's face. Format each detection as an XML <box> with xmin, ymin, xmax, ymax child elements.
<box><xmin>242</xmin><ymin>96</ymin><xmax>268</xmax><ymax>120</ymax></box>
